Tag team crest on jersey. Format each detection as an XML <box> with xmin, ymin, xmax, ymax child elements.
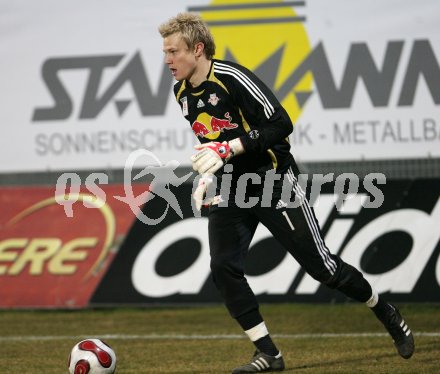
<box><xmin>180</xmin><ymin>96</ymin><xmax>188</xmax><ymax>116</ymax></box>
<box><xmin>208</xmin><ymin>93</ymin><xmax>220</xmax><ymax>106</ymax></box>
<box><xmin>249</xmin><ymin>130</ymin><xmax>260</xmax><ymax>139</ymax></box>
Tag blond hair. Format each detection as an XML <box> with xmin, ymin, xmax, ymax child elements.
<box><xmin>159</xmin><ymin>12</ymin><xmax>216</xmax><ymax>60</ymax></box>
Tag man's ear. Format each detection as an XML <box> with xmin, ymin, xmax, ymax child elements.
<box><xmin>194</xmin><ymin>42</ymin><xmax>204</xmax><ymax>57</ymax></box>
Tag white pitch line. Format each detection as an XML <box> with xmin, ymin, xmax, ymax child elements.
<box><xmin>0</xmin><ymin>332</ymin><xmax>439</xmax><ymax>342</ymax></box>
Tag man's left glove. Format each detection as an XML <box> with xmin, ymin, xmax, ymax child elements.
<box><xmin>190</xmin><ymin>139</ymin><xmax>244</xmax><ymax>174</ymax></box>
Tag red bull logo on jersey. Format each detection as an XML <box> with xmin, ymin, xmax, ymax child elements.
<box><xmin>191</xmin><ymin>112</ymin><xmax>238</xmax><ymax>140</ymax></box>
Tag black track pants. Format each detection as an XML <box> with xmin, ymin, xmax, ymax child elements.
<box><xmin>208</xmin><ymin>195</ymin><xmax>373</xmax><ymax>319</ymax></box>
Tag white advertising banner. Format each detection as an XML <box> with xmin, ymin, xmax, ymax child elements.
<box><xmin>1</xmin><ymin>0</ymin><xmax>439</xmax><ymax>172</ymax></box>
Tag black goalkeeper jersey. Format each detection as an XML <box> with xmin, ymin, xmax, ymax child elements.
<box><xmin>173</xmin><ymin>59</ymin><xmax>297</xmax><ymax>200</ymax></box>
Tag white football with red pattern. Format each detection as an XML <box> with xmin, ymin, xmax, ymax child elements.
<box><xmin>68</xmin><ymin>338</ymin><xmax>116</xmax><ymax>374</ymax></box>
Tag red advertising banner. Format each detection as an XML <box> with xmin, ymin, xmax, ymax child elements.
<box><xmin>0</xmin><ymin>184</ymin><xmax>148</xmax><ymax>308</ymax></box>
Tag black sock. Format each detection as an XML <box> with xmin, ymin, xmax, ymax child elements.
<box><xmin>254</xmin><ymin>335</ymin><xmax>279</xmax><ymax>357</ymax></box>
<box><xmin>236</xmin><ymin>309</ymin><xmax>263</xmax><ymax>330</ymax></box>
<box><xmin>236</xmin><ymin>310</ymin><xmax>279</xmax><ymax>356</ymax></box>
<box><xmin>371</xmin><ymin>297</ymin><xmax>392</xmax><ymax>322</ymax></box>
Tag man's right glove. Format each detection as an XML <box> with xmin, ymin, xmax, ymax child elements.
<box><xmin>192</xmin><ymin>174</ymin><xmax>214</xmax><ymax>211</ymax></box>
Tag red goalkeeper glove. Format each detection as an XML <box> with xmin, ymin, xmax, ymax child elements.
<box><xmin>190</xmin><ymin>139</ymin><xmax>244</xmax><ymax>174</ymax></box>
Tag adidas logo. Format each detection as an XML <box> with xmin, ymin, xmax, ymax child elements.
<box><xmin>252</xmin><ymin>356</ymin><xmax>270</xmax><ymax>370</ymax></box>
<box><xmin>276</xmin><ymin>200</ymin><xmax>288</xmax><ymax>209</ymax></box>
<box><xmin>197</xmin><ymin>99</ymin><xmax>205</xmax><ymax>108</ymax></box>
<box><xmin>400</xmin><ymin>320</ymin><xmax>412</xmax><ymax>336</ymax></box>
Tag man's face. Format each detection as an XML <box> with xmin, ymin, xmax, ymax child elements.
<box><xmin>163</xmin><ymin>32</ymin><xmax>196</xmax><ymax>81</ymax></box>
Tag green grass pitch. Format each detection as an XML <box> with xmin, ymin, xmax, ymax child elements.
<box><xmin>0</xmin><ymin>303</ymin><xmax>438</xmax><ymax>373</ymax></box>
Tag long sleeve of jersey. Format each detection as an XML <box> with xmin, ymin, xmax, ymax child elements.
<box><xmin>212</xmin><ymin>60</ymin><xmax>294</xmax><ymax>154</ymax></box>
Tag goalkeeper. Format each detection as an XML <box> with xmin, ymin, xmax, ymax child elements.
<box><xmin>159</xmin><ymin>12</ymin><xmax>414</xmax><ymax>373</ymax></box>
